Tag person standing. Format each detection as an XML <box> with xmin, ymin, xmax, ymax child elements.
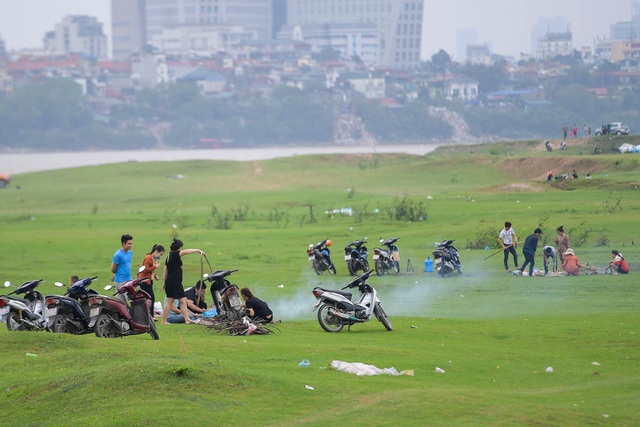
<box><xmin>562</xmin><ymin>124</ymin><xmax>568</xmax><ymax>140</ymax></box>
<box><xmin>498</xmin><ymin>221</ymin><xmax>519</xmax><ymax>272</ymax></box>
<box><xmin>139</xmin><ymin>244</ymin><xmax>165</xmax><ymax>318</ymax></box>
<box><xmin>161</xmin><ymin>239</ymin><xmax>205</xmax><ymax>324</ymax></box>
<box><xmin>241</xmin><ymin>287</ymin><xmax>273</xmax><ymax>323</ymax></box>
<box><xmin>588</xmin><ymin>126</ymin><xmax>591</xmax><ymax>138</ymax></box>
<box><xmin>519</xmin><ymin>228</ymin><xmax>542</xmax><ymax>277</ymax></box>
<box><xmin>561</xmin><ymin>249</ymin><xmax>583</xmax><ymax>275</ymax></box>
<box><xmin>553</xmin><ymin>226</ymin><xmax>571</xmax><ymax>264</ymax></box>
<box><xmin>542</xmin><ymin>246</ymin><xmax>557</xmax><ymax>274</ymax></box>
<box><xmin>111</xmin><ymin>234</ymin><xmax>133</xmax><ymax>290</ymax></box>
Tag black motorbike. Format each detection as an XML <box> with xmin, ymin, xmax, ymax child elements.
<box><xmin>307</xmin><ymin>239</ymin><xmax>336</xmax><ymax>275</ymax></box>
<box><xmin>203</xmin><ymin>269</ymin><xmax>244</xmax><ymax>321</ymax></box>
<box><xmin>344</xmin><ymin>238</ymin><xmax>369</xmax><ymax>276</ymax></box>
<box><xmin>432</xmin><ymin>239</ymin><xmax>462</xmax><ymax>277</ymax></box>
<box><xmin>46</xmin><ymin>276</ymin><xmax>99</xmax><ymax>334</ymax></box>
<box><xmin>373</xmin><ymin>237</ymin><xmax>401</xmax><ymax>275</ymax></box>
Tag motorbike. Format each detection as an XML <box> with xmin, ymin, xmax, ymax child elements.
<box><xmin>87</xmin><ymin>276</ymin><xmax>159</xmax><ymax>340</ymax></box>
<box><xmin>45</xmin><ymin>276</ymin><xmax>99</xmax><ymax>334</ymax></box>
<box><xmin>0</xmin><ymin>279</ymin><xmax>49</xmax><ymax>331</ymax></box>
<box><xmin>373</xmin><ymin>237</ymin><xmax>401</xmax><ymax>275</ymax></box>
<box><xmin>432</xmin><ymin>239</ymin><xmax>463</xmax><ymax>277</ymax></box>
<box><xmin>307</xmin><ymin>238</ymin><xmax>336</xmax><ymax>275</ymax></box>
<box><xmin>344</xmin><ymin>238</ymin><xmax>369</xmax><ymax>276</ymax></box>
<box><xmin>312</xmin><ymin>269</ymin><xmax>392</xmax><ymax>333</ymax></box>
<box><xmin>203</xmin><ymin>269</ymin><xmax>244</xmax><ymax>321</ymax></box>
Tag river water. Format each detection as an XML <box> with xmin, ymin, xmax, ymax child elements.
<box><xmin>0</xmin><ymin>144</ymin><xmax>441</xmax><ymax>175</ymax></box>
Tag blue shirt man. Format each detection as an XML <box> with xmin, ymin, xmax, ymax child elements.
<box><xmin>112</xmin><ymin>234</ymin><xmax>133</xmax><ymax>288</ymax></box>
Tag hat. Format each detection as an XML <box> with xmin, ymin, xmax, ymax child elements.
<box><xmin>563</xmin><ymin>248</ymin><xmax>575</xmax><ymax>256</ymax></box>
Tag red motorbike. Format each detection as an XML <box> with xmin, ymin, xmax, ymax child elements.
<box><xmin>87</xmin><ymin>277</ymin><xmax>159</xmax><ymax>340</ymax></box>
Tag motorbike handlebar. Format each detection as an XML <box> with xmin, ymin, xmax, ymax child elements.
<box><xmin>342</xmin><ymin>269</ymin><xmax>373</xmax><ymax>289</ymax></box>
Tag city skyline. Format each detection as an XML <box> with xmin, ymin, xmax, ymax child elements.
<box><xmin>0</xmin><ymin>0</ymin><xmax>635</xmax><ymax>61</ymax></box>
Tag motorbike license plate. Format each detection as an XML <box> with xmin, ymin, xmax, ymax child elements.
<box><xmin>90</xmin><ymin>307</ymin><xmax>100</xmax><ymax>318</ymax></box>
<box><xmin>0</xmin><ymin>306</ymin><xmax>9</xmax><ymax>316</ymax></box>
<box><xmin>344</xmin><ymin>254</ymin><xmax>351</xmax><ymax>261</ymax></box>
<box><xmin>48</xmin><ymin>307</ymin><xmax>58</xmax><ymax>317</ymax></box>
<box><xmin>373</xmin><ymin>254</ymin><xmax>379</xmax><ymax>260</ymax></box>
<box><xmin>308</xmin><ymin>255</ymin><xmax>315</xmax><ymax>261</ymax></box>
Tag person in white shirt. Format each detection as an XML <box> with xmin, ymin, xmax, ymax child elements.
<box><xmin>498</xmin><ymin>221</ymin><xmax>519</xmax><ymax>272</ymax></box>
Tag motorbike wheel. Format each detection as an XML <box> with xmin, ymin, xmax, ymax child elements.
<box><xmin>392</xmin><ymin>261</ymin><xmax>400</xmax><ymax>274</ymax></box>
<box><xmin>6</xmin><ymin>312</ymin><xmax>25</xmax><ymax>331</ymax></box>
<box><xmin>312</xmin><ymin>260</ymin><xmax>324</xmax><ymax>275</ymax></box>
<box><xmin>317</xmin><ymin>303</ymin><xmax>344</xmax><ymax>333</ymax></box>
<box><xmin>363</xmin><ymin>260</ymin><xmax>370</xmax><ymax>272</ymax></box>
<box><xmin>346</xmin><ymin>261</ymin><xmax>356</xmax><ymax>276</ymax></box>
<box><xmin>456</xmin><ymin>265</ymin><xmax>463</xmax><ymax>274</ymax></box>
<box><xmin>328</xmin><ymin>263</ymin><xmax>337</xmax><ymax>275</ymax></box>
<box><xmin>375</xmin><ymin>259</ymin><xmax>386</xmax><ymax>276</ymax></box>
<box><xmin>149</xmin><ymin>318</ymin><xmax>160</xmax><ymax>340</ymax></box>
<box><xmin>374</xmin><ymin>304</ymin><xmax>393</xmax><ymax>331</ymax></box>
<box><xmin>52</xmin><ymin>314</ymin><xmax>71</xmax><ymax>334</ymax></box>
<box><xmin>94</xmin><ymin>313</ymin><xmax>119</xmax><ymax>338</ymax></box>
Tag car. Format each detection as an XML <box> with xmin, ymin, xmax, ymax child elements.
<box><xmin>595</xmin><ymin>122</ymin><xmax>630</xmax><ymax>136</ymax></box>
<box><xmin>0</xmin><ymin>173</ymin><xmax>10</xmax><ymax>189</ymax></box>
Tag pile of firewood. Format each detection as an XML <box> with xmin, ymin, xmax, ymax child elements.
<box><xmin>202</xmin><ymin>317</ymin><xmax>278</xmax><ymax>335</ymax></box>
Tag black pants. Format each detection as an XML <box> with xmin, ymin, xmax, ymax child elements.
<box><xmin>520</xmin><ymin>252</ymin><xmax>535</xmax><ymax>276</ymax></box>
<box><xmin>503</xmin><ymin>246</ymin><xmax>518</xmax><ymax>270</ymax></box>
<box><xmin>140</xmin><ymin>281</ymin><xmax>155</xmax><ymax>317</ymax></box>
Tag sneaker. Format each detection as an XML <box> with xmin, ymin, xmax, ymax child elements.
<box><xmin>506</xmin><ymin>269</ymin><xmax>511</xmax><ymax>273</ymax></box>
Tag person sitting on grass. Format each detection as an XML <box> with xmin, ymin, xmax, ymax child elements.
<box><xmin>561</xmin><ymin>249</ymin><xmax>583</xmax><ymax>276</ymax></box>
<box><xmin>185</xmin><ymin>280</ymin><xmax>209</xmax><ymax>315</ymax></box>
<box><xmin>608</xmin><ymin>250</ymin><xmax>629</xmax><ymax>275</ymax></box>
<box><xmin>165</xmin><ymin>298</ymin><xmax>198</xmax><ymax>324</ymax></box>
<box><xmin>241</xmin><ymin>287</ymin><xmax>273</xmax><ymax>323</ymax></box>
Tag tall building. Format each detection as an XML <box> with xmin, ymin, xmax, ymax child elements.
<box><xmin>536</xmin><ymin>31</ymin><xmax>573</xmax><ymax>61</ymax></box>
<box><xmin>456</xmin><ymin>28</ymin><xmax>478</xmax><ymax>63</ymax></box>
<box><xmin>530</xmin><ymin>17</ymin><xmax>570</xmax><ymax>56</ymax></box>
<box><xmin>145</xmin><ymin>0</ymin><xmax>273</xmax><ymax>42</ymax></box>
<box><xmin>44</xmin><ymin>16</ymin><xmax>108</xmax><ymax>59</ymax></box>
<box><xmin>112</xmin><ymin>0</ymin><xmax>147</xmax><ymax>61</ymax></box>
<box><xmin>286</xmin><ymin>0</ymin><xmax>424</xmax><ymax>69</ymax></box>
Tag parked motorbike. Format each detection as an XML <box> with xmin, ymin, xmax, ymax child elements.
<box><xmin>312</xmin><ymin>269</ymin><xmax>392</xmax><ymax>333</ymax></box>
<box><xmin>373</xmin><ymin>237</ymin><xmax>401</xmax><ymax>275</ymax></box>
<box><xmin>432</xmin><ymin>239</ymin><xmax>463</xmax><ymax>277</ymax></box>
<box><xmin>307</xmin><ymin>238</ymin><xmax>336</xmax><ymax>275</ymax></box>
<box><xmin>45</xmin><ymin>276</ymin><xmax>99</xmax><ymax>334</ymax></box>
<box><xmin>203</xmin><ymin>269</ymin><xmax>244</xmax><ymax>321</ymax></box>
<box><xmin>344</xmin><ymin>238</ymin><xmax>369</xmax><ymax>276</ymax></box>
<box><xmin>87</xmin><ymin>276</ymin><xmax>159</xmax><ymax>340</ymax></box>
<box><xmin>0</xmin><ymin>279</ymin><xmax>49</xmax><ymax>331</ymax></box>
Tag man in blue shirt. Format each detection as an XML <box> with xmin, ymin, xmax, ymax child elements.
<box><xmin>111</xmin><ymin>234</ymin><xmax>133</xmax><ymax>290</ymax></box>
<box><xmin>519</xmin><ymin>228</ymin><xmax>542</xmax><ymax>277</ymax></box>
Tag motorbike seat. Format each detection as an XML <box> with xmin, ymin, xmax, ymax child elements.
<box><xmin>4</xmin><ymin>295</ymin><xmax>29</xmax><ymax>305</ymax></box>
<box><xmin>316</xmin><ymin>287</ymin><xmax>352</xmax><ymax>299</ymax></box>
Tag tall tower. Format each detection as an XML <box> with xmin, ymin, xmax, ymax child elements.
<box><xmin>112</xmin><ymin>0</ymin><xmax>147</xmax><ymax>61</ymax></box>
<box><xmin>287</xmin><ymin>0</ymin><xmax>424</xmax><ymax>69</ymax></box>
<box><xmin>145</xmin><ymin>0</ymin><xmax>273</xmax><ymax>42</ymax></box>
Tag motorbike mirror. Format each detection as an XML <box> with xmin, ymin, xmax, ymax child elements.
<box><xmin>54</xmin><ymin>282</ymin><xmax>66</xmax><ymax>288</ymax></box>
<box><xmin>104</xmin><ymin>285</ymin><xmax>114</xmax><ymax>291</ymax></box>
<box><xmin>3</xmin><ymin>281</ymin><xmax>10</xmax><ymax>288</ymax></box>
<box><xmin>364</xmin><ymin>237</ymin><xmax>368</xmax><ymax>240</ymax></box>
<box><xmin>379</xmin><ymin>238</ymin><xmax>384</xmax><ymax>243</ymax></box>
<box><xmin>138</xmin><ymin>266</ymin><xmax>146</xmax><ymax>273</ymax></box>
<box><xmin>202</xmin><ymin>273</ymin><xmax>209</xmax><ymax>279</ymax></box>
<box><xmin>308</xmin><ymin>243</ymin><xmax>313</xmax><ymax>248</ymax></box>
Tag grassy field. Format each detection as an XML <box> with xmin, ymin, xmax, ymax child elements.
<box><xmin>0</xmin><ymin>137</ymin><xmax>639</xmax><ymax>426</ymax></box>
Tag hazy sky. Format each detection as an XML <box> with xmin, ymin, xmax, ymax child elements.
<box><xmin>0</xmin><ymin>0</ymin><xmax>634</xmax><ymax>59</ymax></box>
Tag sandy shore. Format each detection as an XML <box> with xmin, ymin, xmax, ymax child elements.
<box><xmin>1</xmin><ymin>144</ymin><xmax>442</xmax><ymax>175</ymax></box>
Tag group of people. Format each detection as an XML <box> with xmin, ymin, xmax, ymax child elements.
<box><xmin>562</xmin><ymin>124</ymin><xmax>590</xmax><ymax>139</ymax></box>
<box><xmin>110</xmin><ymin>234</ymin><xmax>273</xmax><ymax>326</ymax></box>
<box><xmin>498</xmin><ymin>223</ymin><xmax>629</xmax><ymax>277</ymax></box>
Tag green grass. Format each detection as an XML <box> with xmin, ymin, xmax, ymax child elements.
<box><xmin>0</xmin><ymin>139</ymin><xmax>639</xmax><ymax>426</ymax></box>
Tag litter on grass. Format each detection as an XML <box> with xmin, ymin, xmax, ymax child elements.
<box><xmin>330</xmin><ymin>360</ymin><xmax>414</xmax><ymax>376</ymax></box>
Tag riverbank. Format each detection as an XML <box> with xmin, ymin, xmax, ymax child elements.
<box><xmin>0</xmin><ymin>144</ymin><xmax>442</xmax><ymax>175</ymax></box>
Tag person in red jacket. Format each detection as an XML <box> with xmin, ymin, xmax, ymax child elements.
<box><xmin>609</xmin><ymin>250</ymin><xmax>629</xmax><ymax>274</ymax></box>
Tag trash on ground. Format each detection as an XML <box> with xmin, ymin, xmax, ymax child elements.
<box><xmin>305</xmin><ymin>385</ymin><xmax>314</xmax><ymax>390</ymax></box>
<box><xmin>330</xmin><ymin>360</ymin><xmax>413</xmax><ymax>376</ymax></box>
<box><xmin>545</xmin><ymin>367</ymin><xmax>554</xmax><ymax>373</ymax></box>
<box><xmin>298</xmin><ymin>359</ymin><xmax>310</xmax><ymax>367</ymax></box>
<box><xmin>435</xmin><ymin>367</ymin><xmax>445</xmax><ymax>373</ymax></box>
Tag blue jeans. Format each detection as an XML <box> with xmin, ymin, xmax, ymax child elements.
<box><xmin>167</xmin><ymin>312</ymin><xmax>196</xmax><ymax>323</ymax></box>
